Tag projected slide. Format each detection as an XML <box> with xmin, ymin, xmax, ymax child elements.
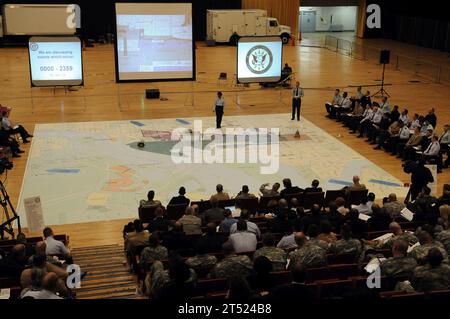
<box><xmin>237</xmin><ymin>37</ymin><xmax>283</xmax><ymax>83</ymax></box>
<box><xmin>114</xmin><ymin>3</ymin><xmax>194</xmax><ymax>81</ymax></box>
<box><xmin>28</xmin><ymin>37</ymin><xmax>83</xmax><ymax>86</ymax></box>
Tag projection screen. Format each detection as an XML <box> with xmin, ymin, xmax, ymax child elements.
<box><xmin>114</xmin><ymin>2</ymin><xmax>195</xmax><ymax>82</ymax></box>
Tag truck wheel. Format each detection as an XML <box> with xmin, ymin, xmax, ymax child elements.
<box><xmin>229</xmin><ymin>34</ymin><xmax>240</xmax><ymax>46</ymax></box>
<box><xmin>280</xmin><ymin>34</ymin><xmax>290</xmax><ymax>45</ymax></box>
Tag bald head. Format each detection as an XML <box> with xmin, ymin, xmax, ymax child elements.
<box><xmin>353</xmin><ymin>176</ymin><xmax>360</xmax><ymax>184</ymax></box>
<box><xmin>12</xmin><ymin>244</ymin><xmax>26</xmax><ymax>260</ymax></box>
<box><xmin>185</xmin><ymin>206</ymin><xmax>194</xmax><ymax>216</ymax></box>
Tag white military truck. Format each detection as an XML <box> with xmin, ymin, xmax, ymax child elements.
<box><xmin>206</xmin><ymin>9</ymin><xmax>292</xmax><ymax>45</ymax></box>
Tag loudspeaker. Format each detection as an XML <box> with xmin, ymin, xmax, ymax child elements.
<box><xmin>380</xmin><ymin>50</ymin><xmax>390</xmax><ymax>64</ymax></box>
<box><xmin>146</xmin><ymin>89</ymin><xmax>160</xmax><ymax>99</ymax></box>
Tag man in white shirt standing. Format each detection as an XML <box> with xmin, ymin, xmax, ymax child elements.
<box><xmin>214</xmin><ymin>91</ymin><xmax>225</xmax><ymax>129</ymax></box>
<box><xmin>291</xmin><ymin>81</ymin><xmax>304</xmax><ymax>121</ymax></box>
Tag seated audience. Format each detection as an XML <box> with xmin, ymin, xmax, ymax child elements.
<box><xmin>203</xmin><ymin>198</ymin><xmax>225</xmax><ymax>224</ymax></box>
<box><xmin>411</xmin><ymin>248</ymin><xmax>450</xmax><ymax>292</ymax></box>
<box><xmin>408</xmin><ymin>225</ymin><xmax>448</xmax><ymax>265</ymax></box>
<box><xmin>210</xmin><ymin>184</ymin><xmax>230</xmax><ymax>201</ymax></box>
<box><xmin>185</xmin><ymin>241</ymin><xmax>218</xmax><ymax>274</ymax></box>
<box><xmin>304</xmin><ymin>179</ymin><xmax>323</xmax><ymax>193</ymax></box>
<box><xmin>147</xmin><ymin>206</ymin><xmax>170</xmax><ymax>233</ymax></box>
<box><xmin>1</xmin><ymin>111</ymin><xmax>33</xmax><ymax>143</ymax></box>
<box><xmin>253</xmin><ymin>233</ymin><xmax>287</xmax><ymax>271</ymax></box>
<box><xmin>325</xmin><ymin>88</ymin><xmax>343</xmax><ymax>118</ymax></box>
<box><xmin>380</xmin><ymin>239</ymin><xmax>417</xmax><ymax>278</ymax></box>
<box><xmin>235</xmin><ymin>185</ymin><xmax>256</xmax><ymax>199</ymax></box>
<box><xmin>161</xmin><ymin>222</ymin><xmax>193</xmax><ymax>251</ymax></box>
<box><xmin>247</xmin><ymin>256</ymin><xmax>277</xmax><ymax>292</ymax></box>
<box><xmin>329</xmin><ymin>224</ymin><xmax>362</xmax><ymax>257</ymax></box>
<box><xmin>209</xmin><ymin>242</ymin><xmax>253</xmax><ymax>280</ymax></box>
<box><xmin>219</xmin><ymin>208</ymin><xmax>238</xmax><ymax>233</ymax></box>
<box><xmin>259</xmin><ymin>182</ymin><xmax>281</xmax><ymax>197</ymax></box>
<box><xmin>140</xmin><ymin>233</ymin><xmax>168</xmax><ymax>265</ymax></box>
<box><xmin>277</xmin><ymin>220</ymin><xmax>303</xmax><ymax>250</ymax></box>
<box><xmin>124</xmin><ymin>220</ymin><xmax>149</xmax><ymax>255</ymax></box>
<box><xmin>280</xmin><ymin>178</ymin><xmax>303</xmax><ymax>197</ymax></box>
<box><xmin>168</xmin><ymin>186</ymin><xmax>190</xmax><ymax>206</ymax></box>
<box><xmin>230</xmin><ymin>210</ymin><xmax>261</xmax><ymax>239</ymax></box>
<box><xmin>178</xmin><ymin>206</ymin><xmax>202</xmax><ymax>235</ymax></box>
<box><xmin>43</xmin><ymin>227</ymin><xmax>70</xmax><ymax>257</ymax></box>
<box><xmin>196</xmin><ymin>223</ymin><xmax>227</xmax><ymax>254</ymax></box>
<box><xmin>382</xmin><ymin>193</ymin><xmax>405</xmax><ymax>219</ymax></box>
<box><xmin>229</xmin><ymin>220</ymin><xmax>257</xmax><ymax>253</ymax></box>
<box><xmin>139</xmin><ymin>190</ymin><xmax>162</xmax><ymax>209</ymax></box>
<box><xmin>288</xmin><ymin>232</ymin><xmax>327</xmax><ymax>269</ymax></box>
<box><xmin>317</xmin><ymin>220</ymin><xmax>338</xmax><ymax>243</ymax></box>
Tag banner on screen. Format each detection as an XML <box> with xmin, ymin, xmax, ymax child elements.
<box><xmin>114</xmin><ymin>3</ymin><xmax>194</xmax><ymax>82</ymax></box>
<box><xmin>28</xmin><ymin>37</ymin><xmax>83</xmax><ymax>87</ymax></box>
<box><xmin>237</xmin><ymin>37</ymin><xmax>282</xmax><ymax>83</ymax></box>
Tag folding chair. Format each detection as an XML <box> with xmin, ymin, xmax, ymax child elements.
<box><xmin>325</xmin><ymin>190</ymin><xmax>346</xmax><ymax>205</ymax></box>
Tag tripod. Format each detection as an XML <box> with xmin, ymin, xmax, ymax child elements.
<box><xmin>373</xmin><ymin>63</ymin><xmax>390</xmax><ymax>98</ymax></box>
<box><xmin>0</xmin><ymin>180</ymin><xmax>21</xmax><ymax>240</ymax></box>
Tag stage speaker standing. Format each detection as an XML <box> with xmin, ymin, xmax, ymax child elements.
<box><xmin>291</xmin><ymin>81</ymin><xmax>304</xmax><ymax>121</ymax></box>
<box><xmin>214</xmin><ymin>91</ymin><xmax>225</xmax><ymax>129</ymax></box>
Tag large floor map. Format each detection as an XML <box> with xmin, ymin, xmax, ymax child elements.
<box><xmin>18</xmin><ymin>114</ymin><xmax>408</xmax><ymax>227</ymax></box>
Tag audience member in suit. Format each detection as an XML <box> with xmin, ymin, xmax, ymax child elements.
<box><xmin>147</xmin><ymin>206</ymin><xmax>170</xmax><ymax>233</ymax></box>
<box><xmin>413</xmin><ymin>186</ymin><xmax>439</xmax><ymax>223</ymax></box>
<box><xmin>280</xmin><ymin>178</ymin><xmax>303</xmax><ymax>198</ymax></box>
<box><xmin>161</xmin><ymin>222</ymin><xmax>193</xmax><ymax>252</ymax></box>
<box><xmin>210</xmin><ymin>184</ymin><xmax>230</xmax><ymax>201</ymax></box>
<box><xmin>367</xmin><ymin>204</ymin><xmax>392</xmax><ymax>231</ymax></box>
<box><xmin>178</xmin><ymin>206</ymin><xmax>202</xmax><ymax>235</ymax></box>
<box><xmin>425</xmin><ymin>108</ymin><xmax>437</xmax><ymax>128</ymax></box>
<box><xmin>360</xmin><ymin>90</ymin><xmax>372</xmax><ymax>108</ymax></box>
<box><xmin>259</xmin><ymin>182</ymin><xmax>281</xmax><ymax>197</ymax></box>
<box><xmin>196</xmin><ymin>223</ymin><xmax>227</xmax><ymax>254</ymax></box>
<box><xmin>304</xmin><ymin>179</ymin><xmax>323</xmax><ymax>193</ymax></box>
<box><xmin>203</xmin><ymin>198</ymin><xmax>225</xmax><ymax>225</ymax></box>
<box><xmin>266</xmin><ymin>263</ymin><xmax>316</xmax><ymax>301</ymax></box>
<box><xmin>168</xmin><ymin>187</ymin><xmax>190</xmax><ymax>206</ymax></box>
<box><xmin>219</xmin><ymin>209</ymin><xmax>238</xmax><ymax>233</ymax></box>
<box><xmin>401</xmin><ymin>127</ymin><xmax>423</xmax><ymax>161</ymax></box>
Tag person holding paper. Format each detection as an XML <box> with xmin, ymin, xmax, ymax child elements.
<box><xmin>408</xmin><ymin>226</ymin><xmax>448</xmax><ymax>265</ymax></box>
<box><xmin>382</xmin><ymin>194</ymin><xmax>405</xmax><ymax>218</ymax></box>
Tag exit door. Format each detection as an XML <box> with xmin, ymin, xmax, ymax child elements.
<box><xmin>299</xmin><ymin>11</ymin><xmax>316</xmax><ymax>33</ymax></box>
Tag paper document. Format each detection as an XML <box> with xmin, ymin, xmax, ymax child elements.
<box><xmin>400</xmin><ymin>207</ymin><xmax>414</xmax><ymax>221</ymax></box>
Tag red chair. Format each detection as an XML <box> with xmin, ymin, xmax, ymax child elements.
<box><xmin>325</xmin><ymin>190</ymin><xmax>346</xmax><ymax>205</ymax></box>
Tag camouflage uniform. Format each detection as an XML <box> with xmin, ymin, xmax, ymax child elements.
<box><xmin>436</xmin><ymin>230</ymin><xmax>450</xmax><ymax>254</ymax></box>
<box><xmin>384</xmin><ymin>232</ymin><xmax>419</xmax><ymax>249</ymax></box>
<box><xmin>140</xmin><ymin>245</ymin><xmax>168</xmax><ymax>264</ymax></box>
<box><xmin>147</xmin><ymin>261</ymin><xmax>197</xmax><ymax>296</ymax></box>
<box><xmin>380</xmin><ymin>256</ymin><xmax>417</xmax><ymax>278</ymax></box>
<box><xmin>253</xmin><ymin>246</ymin><xmax>287</xmax><ymax>271</ymax></box>
<box><xmin>288</xmin><ymin>243</ymin><xmax>327</xmax><ymax>269</ymax></box>
<box><xmin>309</xmin><ymin>238</ymin><xmax>330</xmax><ymax>251</ymax></box>
<box><xmin>186</xmin><ymin>254</ymin><xmax>218</xmax><ymax>271</ymax></box>
<box><xmin>411</xmin><ymin>263</ymin><xmax>450</xmax><ymax>292</ymax></box>
<box><xmin>408</xmin><ymin>242</ymin><xmax>449</xmax><ymax>265</ymax></box>
<box><xmin>329</xmin><ymin>238</ymin><xmax>362</xmax><ymax>256</ymax></box>
<box><xmin>209</xmin><ymin>254</ymin><xmax>253</xmax><ymax>279</ymax></box>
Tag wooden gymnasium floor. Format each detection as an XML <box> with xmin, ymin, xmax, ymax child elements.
<box><xmin>0</xmin><ymin>40</ymin><xmax>449</xmax><ymax>248</ymax></box>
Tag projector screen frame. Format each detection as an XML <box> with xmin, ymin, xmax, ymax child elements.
<box><xmin>113</xmin><ymin>2</ymin><xmax>196</xmax><ymax>83</ymax></box>
<box><xmin>27</xmin><ymin>36</ymin><xmax>84</xmax><ymax>87</ymax></box>
<box><xmin>237</xmin><ymin>36</ymin><xmax>283</xmax><ymax>84</ymax></box>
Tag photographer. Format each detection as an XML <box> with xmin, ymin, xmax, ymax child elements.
<box><xmin>404</xmin><ymin>160</ymin><xmax>434</xmax><ymax>202</ymax></box>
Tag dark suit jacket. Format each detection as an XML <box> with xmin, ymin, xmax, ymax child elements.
<box><xmin>168</xmin><ymin>195</ymin><xmax>190</xmax><ymax>206</ymax></box>
<box><xmin>148</xmin><ymin>217</ymin><xmax>170</xmax><ymax>233</ymax></box>
<box><xmin>195</xmin><ymin>233</ymin><xmax>226</xmax><ymax>254</ymax></box>
<box><xmin>280</xmin><ymin>186</ymin><xmax>303</xmax><ymax>198</ymax></box>
<box><xmin>304</xmin><ymin>187</ymin><xmax>323</xmax><ymax>193</ymax></box>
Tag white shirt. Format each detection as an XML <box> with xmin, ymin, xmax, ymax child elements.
<box><xmin>229</xmin><ymin>231</ymin><xmax>257</xmax><ymax>253</ymax></box>
<box><xmin>215</xmin><ymin>97</ymin><xmax>225</xmax><ymax>107</ymax></box>
<box><xmin>352</xmin><ymin>202</ymin><xmax>373</xmax><ymax>215</ymax></box>
<box><xmin>21</xmin><ymin>289</ymin><xmax>63</xmax><ymax>299</ymax></box>
<box><xmin>380</xmin><ymin>102</ymin><xmax>390</xmax><ymax>113</ymax></box>
<box><xmin>399</xmin><ymin>114</ymin><xmax>409</xmax><ymax>124</ymax></box>
<box><xmin>399</xmin><ymin>126</ymin><xmax>411</xmax><ymax>140</ymax></box>
<box><xmin>361</xmin><ymin>109</ymin><xmax>374</xmax><ymax>123</ymax></box>
<box><xmin>439</xmin><ymin>131</ymin><xmax>450</xmax><ymax>144</ymax></box>
<box><xmin>372</xmin><ymin>110</ymin><xmax>383</xmax><ymax>124</ymax></box>
<box><xmin>292</xmin><ymin>87</ymin><xmax>304</xmax><ymax>99</ymax></box>
<box><xmin>341</xmin><ymin>97</ymin><xmax>352</xmax><ymax>109</ymax></box>
<box><xmin>44</xmin><ymin>237</ymin><xmax>69</xmax><ymax>255</ymax></box>
<box><xmin>423</xmin><ymin>141</ymin><xmax>440</xmax><ymax>156</ymax></box>
<box><xmin>230</xmin><ymin>221</ymin><xmax>261</xmax><ymax>239</ymax></box>
<box><xmin>332</xmin><ymin>94</ymin><xmax>343</xmax><ymax>106</ymax></box>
